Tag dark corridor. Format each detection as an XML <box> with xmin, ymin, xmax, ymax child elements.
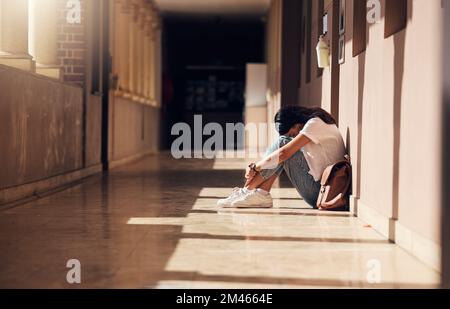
<box><xmin>161</xmin><ymin>18</ymin><xmax>266</xmax><ymax>150</ymax></box>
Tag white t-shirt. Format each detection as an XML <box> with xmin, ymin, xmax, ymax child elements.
<box><xmin>300</xmin><ymin>117</ymin><xmax>346</xmax><ymax>182</ymax></box>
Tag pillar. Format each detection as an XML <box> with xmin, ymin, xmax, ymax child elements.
<box><xmin>0</xmin><ymin>0</ymin><xmax>34</xmax><ymax>70</ymax></box>
<box><xmin>113</xmin><ymin>0</ymin><xmax>122</xmax><ymax>94</ymax></box>
<box><xmin>143</xmin><ymin>13</ymin><xmax>151</xmax><ymax>103</ymax></box>
<box><xmin>155</xmin><ymin>23</ymin><xmax>162</xmax><ymax>107</ymax></box>
<box><xmin>149</xmin><ymin>10</ymin><xmax>157</xmax><ymax>104</ymax></box>
<box><xmin>0</xmin><ymin>1</ymin><xmax>2</xmax><ymax>53</ymax></box>
<box><xmin>143</xmin><ymin>2</ymin><xmax>156</xmax><ymax>104</ymax></box>
<box><xmin>119</xmin><ymin>0</ymin><xmax>131</xmax><ymax>96</ymax></box>
<box><xmin>129</xmin><ymin>0</ymin><xmax>140</xmax><ymax>100</ymax></box>
<box><xmin>29</xmin><ymin>0</ymin><xmax>61</xmax><ymax>79</ymax></box>
<box><xmin>137</xmin><ymin>5</ymin><xmax>146</xmax><ymax>102</ymax></box>
<box><xmin>150</xmin><ymin>26</ymin><xmax>155</xmax><ymax>104</ymax></box>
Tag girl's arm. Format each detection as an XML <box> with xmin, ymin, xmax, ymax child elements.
<box><xmin>254</xmin><ymin>134</ymin><xmax>311</xmax><ymax>171</ymax></box>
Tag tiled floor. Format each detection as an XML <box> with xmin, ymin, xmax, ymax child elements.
<box><xmin>0</xmin><ymin>154</ymin><xmax>440</xmax><ymax>288</ymax></box>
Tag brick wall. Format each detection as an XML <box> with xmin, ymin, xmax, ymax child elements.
<box><xmin>57</xmin><ymin>0</ymin><xmax>86</xmax><ymax>86</ymax></box>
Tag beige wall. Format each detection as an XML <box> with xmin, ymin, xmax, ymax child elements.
<box><xmin>336</xmin><ymin>0</ymin><xmax>442</xmax><ymax>269</ymax></box>
<box><xmin>245</xmin><ymin>106</ymin><xmax>268</xmax><ymax>152</ymax></box>
<box><xmin>338</xmin><ymin>0</ymin><xmax>397</xmax><ymax>221</ymax></box>
<box><xmin>338</xmin><ymin>0</ymin><xmax>442</xmax><ymax>245</ymax></box>
<box><xmin>0</xmin><ymin>64</ymin><xmax>83</xmax><ymax>190</ymax></box>
<box><xmin>245</xmin><ymin>63</ymin><xmax>268</xmax><ymax>152</ymax></box>
<box><xmin>246</xmin><ymin>63</ymin><xmax>267</xmax><ymax>108</ymax></box>
<box><xmin>110</xmin><ymin>97</ymin><xmax>160</xmax><ymax>162</ymax></box>
<box><xmin>267</xmin><ymin>0</ymin><xmax>444</xmax><ymax>269</ymax></box>
<box><xmin>396</xmin><ymin>1</ymin><xmax>442</xmax><ymax>241</ymax></box>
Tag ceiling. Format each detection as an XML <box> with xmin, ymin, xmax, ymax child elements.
<box><xmin>153</xmin><ymin>0</ymin><xmax>271</xmax><ymax>17</ymax></box>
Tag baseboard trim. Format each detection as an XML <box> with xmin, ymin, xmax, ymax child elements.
<box><xmin>395</xmin><ymin>221</ymin><xmax>441</xmax><ymax>272</ymax></box>
<box><xmin>357</xmin><ymin>200</ymin><xmax>395</xmax><ymax>241</ymax></box>
<box><xmin>0</xmin><ymin>164</ymin><xmax>103</xmax><ymax>206</ymax></box>
<box><xmin>357</xmin><ymin>200</ymin><xmax>441</xmax><ymax>271</ymax></box>
<box><xmin>349</xmin><ymin>195</ymin><xmax>359</xmax><ymax>217</ymax></box>
<box><xmin>109</xmin><ymin>150</ymin><xmax>157</xmax><ymax>170</ymax></box>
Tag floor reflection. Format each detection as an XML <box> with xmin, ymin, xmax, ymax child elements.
<box><xmin>0</xmin><ymin>154</ymin><xmax>440</xmax><ymax>288</ymax></box>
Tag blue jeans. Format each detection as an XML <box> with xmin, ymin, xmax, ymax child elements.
<box><xmin>259</xmin><ymin>136</ymin><xmax>321</xmax><ymax>208</ymax></box>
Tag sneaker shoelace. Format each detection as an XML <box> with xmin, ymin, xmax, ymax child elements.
<box><xmin>225</xmin><ymin>188</ymin><xmax>243</xmax><ymax>200</ymax></box>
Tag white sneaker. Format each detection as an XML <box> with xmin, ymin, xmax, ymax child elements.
<box><xmin>217</xmin><ymin>188</ymin><xmax>247</xmax><ymax>208</ymax></box>
<box><xmin>231</xmin><ymin>190</ymin><xmax>273</xmax><ymax>209</ymax></box>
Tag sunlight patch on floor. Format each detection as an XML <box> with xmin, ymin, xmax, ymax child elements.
<box><xmin>163</xmin><ymin>238</ymin><xmax>439</xmax><ymax>289</ymax></box>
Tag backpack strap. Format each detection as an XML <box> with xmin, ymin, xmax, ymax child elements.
<box><xmin>320</xmin><ymin>164</ymin><xmax>334</xmax><ymax>186</ymax></box>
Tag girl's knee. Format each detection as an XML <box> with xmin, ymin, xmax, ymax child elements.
<box><xmin>266</xmin><ymin>136</ymin><xmax>293</xmax><ymax>156</ymax></box>
<box><xmin>283</xmin><ymin>150</ymin><xmax>309</xmax><ymax>173</ymax></box>
<box><xmin>278</xmin><ymin>136</ymin><xmax>293</xmax><ymax>147</ymax></box>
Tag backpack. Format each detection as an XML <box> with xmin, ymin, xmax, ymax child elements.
<box><xmin>316</xmin><ymin>156</ymin><xmax>352</xmax><ymax>211</ymax></box>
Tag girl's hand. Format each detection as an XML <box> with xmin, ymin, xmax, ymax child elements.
<box><xmin>245</xmin><ymin>165</ymin><xmax>257</xmax><ymax>180</ymax></box>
